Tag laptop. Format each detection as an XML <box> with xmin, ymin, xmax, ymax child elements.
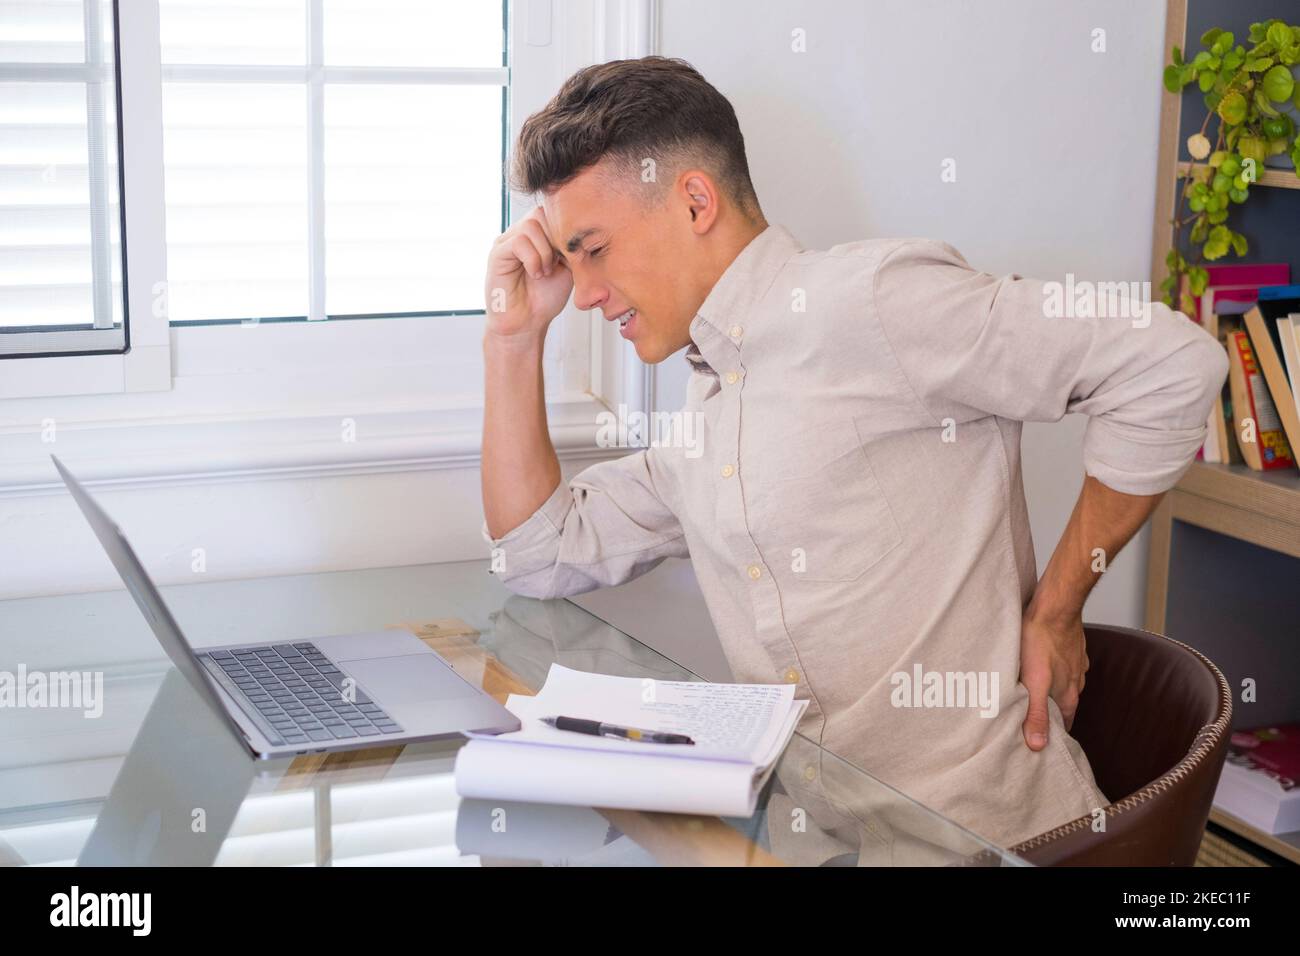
<box><xmin>52</xmin><ymin>454</ymin><xmax>520</xmax><ymax>759</ymax></box>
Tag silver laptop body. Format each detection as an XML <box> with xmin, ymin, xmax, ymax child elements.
<box><xmin>52</xmin><ymin>454</ymin><xmax>520</xmax><ymax>759</ymax></box>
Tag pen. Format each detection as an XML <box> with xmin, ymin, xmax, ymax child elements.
<box><xmin>540</xmin><ymin>715</ymin><xmax>695</xmax><ymax>745</ymax></box>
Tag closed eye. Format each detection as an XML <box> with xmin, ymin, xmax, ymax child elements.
<box><xmin>586</xmin><ymin>245</ymin><xmax>608</xmax><ymax>259</ymax></box>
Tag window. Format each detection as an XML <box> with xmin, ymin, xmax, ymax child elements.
<box><xmin>156</xmin><ymin>0</ymin><xmax>506</xmax><ymax>324</ymax></box>
<box><xmin>0</xmin><ymin>0</ymin><xmax>655</xmax><ymax>479</ymax></box>
<box><xmin>0</xmin><ymin>0</ymin><xmax>128</xmax><ymax>357</ymax></box>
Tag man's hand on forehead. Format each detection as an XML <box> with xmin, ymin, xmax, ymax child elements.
<box><xmin>529</xmin><ymin>205</ymin><xmax>569</xmax><ymax>265</ymax></box>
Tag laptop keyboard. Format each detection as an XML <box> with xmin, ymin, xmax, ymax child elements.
<box><xmin>201</xmin><ymin>642</ymin><xmax>404</xmax><ymax>747</ymax></box>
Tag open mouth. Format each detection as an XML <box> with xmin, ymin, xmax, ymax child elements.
<box><xmin>608</xmin><ymin>307</ymin><xmax>638</xmax><ymax>338</ymax></box>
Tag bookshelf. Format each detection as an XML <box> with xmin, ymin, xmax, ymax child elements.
<box><xmin>1148</xmin><ymin>0</ymin><xmax>1300</xmax><ymax>866</ymax></box>
<box><xmin>1178</xmin><ymin>162</ymin><xmax>1300</xmax><ymax>191</ymax></box>
<box><xmin>1145</xmin><ymin>461</ymin><xmax>1300</xmax><ymax>864</ymax></box>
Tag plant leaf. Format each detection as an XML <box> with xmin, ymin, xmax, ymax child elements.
<box><xmin>1267</xmin><ymin>22</ymin><xmax>1292</xmax><ymax>49</ymax></box>
<box><xmin>1262</xmin><ymin>64</ymin><xmax>1295</xmax><ymax>102</ymax></box>
<box><xmin>1237</xmin><ymin>134</ymin><xmax>1267</xmax><ymax>163</ymax></box>
<box><xmin>1219</xmin><ymin>90</ymin><xmax>1248</xmax><ymax>124</ymax></box>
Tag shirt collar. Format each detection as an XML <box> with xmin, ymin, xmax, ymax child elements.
<box><xmin>688</xmin><ymin>223</ymin><xmax>802</xmax><ymax>351</ymax></box>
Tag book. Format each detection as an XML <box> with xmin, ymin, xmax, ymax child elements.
<box><xmin>1191</xmin><ymin>263</ymin><xmax>1290</xmax><ymax>326</ymax></box>
<box><xmin>1202</xmin><ymin>301</ymin><xmax>1252</xmax><ymax>465</ymax></box>
<box><xmin>1226</xmin><ymin>330</ymin><xmax>1295</xmax><ymax>470</ymax></box>
<box><xmin>1214</xmin><ymin>723</ymin><xmax>1300</xmax><ymax>836</ymax></box>
<box><xmin>1243</xmin><ymin>289</ymin><xmax>1300</xmax><ymax>460</ymax></box>
<box><xmin>1278</xmin><ymin>314</ymin><xmax>1300</xmax><ymax>424</ymax></box>
<box><xmin>1204</xmin><ymin>285</ymin><xmax>1262</xmax><ymax>325</ymax></box>
<box><xmin>1191</xmin><ymin>264</ymin><xmax>1290</xmax><ymax>461</ymax></box>
<box><xmin>453</xmin><ymin>664</ymin><xmax>809</xmax><ymax>817</ymax></box>
<box><xmin>1292</xmin><ymin>315</ymin><xmax>1300</xmax><ymax>424</ymax></box>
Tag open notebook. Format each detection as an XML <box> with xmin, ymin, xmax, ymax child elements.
<box><xmin>453</xmin><ymin>664</ymin><xmax>809</xmax><ymax>817</ymax></box>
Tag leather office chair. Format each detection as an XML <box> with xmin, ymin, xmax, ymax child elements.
<box><xmin>1009</xmin><ymin>624</ymin><xmax>1233</xmax><ymax>867</ymax></box>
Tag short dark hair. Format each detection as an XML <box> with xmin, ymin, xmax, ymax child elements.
<box><xmin>511</xmin><ymin>56</ymin><xmax>761</xmax><ymax>217</ymax></box>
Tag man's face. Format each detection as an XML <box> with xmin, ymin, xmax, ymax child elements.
<box><xmin>540</xmin><ymin>160</ymin><xmax>705</xmax><ymax>364</ymax></box>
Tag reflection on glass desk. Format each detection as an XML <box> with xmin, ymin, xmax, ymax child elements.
<box><xmin>0</xmin><ymin>560</ymin><xmax>1028</xmax><ymax>866</ymax></box>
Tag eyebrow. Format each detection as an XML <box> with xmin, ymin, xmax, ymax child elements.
<box><xmin>564</xmin><ymin>228</ymin><xmax>601</xmax><ymax>254</ymax></box>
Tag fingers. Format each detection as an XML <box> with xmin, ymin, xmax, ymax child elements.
<box><xmin>505</xmin><ymin>233</ymin><xmax>545</xmax><ymax>280</ymax></box>
<box><xmin>490</xmin><ymin>211</ymin><xmax>558</xmax><ymax>281</ymax></box>
<box><xmin>522</xmin><ymin>203</ymin><xmax>556</xmax><ymax>244</ymax></box>
<box><xmin>1024</xmin><ymin>679</ymin><xmax>1083</xmax><ymax>741</ymax></box>
<box><xmin>1058</xmin><ymin>695</ymin><xmax>1079</xmax><ymax>733</ymax></box>
<box><xmin>517</xmin><ymin>217</ymin><xmax>558</xmax><ymax>278</ymax></box>
<box><xmin>1022</xmin><ymin>681</ymin><xmax>1050</xmax><ymax>751</ymax></box>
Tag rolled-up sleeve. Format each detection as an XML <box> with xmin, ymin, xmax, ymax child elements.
<box><xmin>873</xmin><ymin>239</ymin><xmax>1229</xmax><ymax>496</ymax></box>
<box><xmin>481</xmin><ymin>447</ymin><xmax>688</xmax><ymax>600</ymax></box>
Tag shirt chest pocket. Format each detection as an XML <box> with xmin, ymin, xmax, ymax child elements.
<box><xmin>742</xmin><ymin>420</ymin><xmax>902</xmax><ymax>583</ymax></box>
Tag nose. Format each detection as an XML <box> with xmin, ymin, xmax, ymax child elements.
<box><xmin>572</xmin><ymin>272</ymin><xmax>608</xmax><ymax>313</ymax></box>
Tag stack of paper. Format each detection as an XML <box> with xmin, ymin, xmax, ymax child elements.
<box><xmin>453</xmin><ymin>664</ymin><xmax>809</xmax><ymax>817</ymax></box>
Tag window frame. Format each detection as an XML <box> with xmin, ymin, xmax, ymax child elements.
<box><xmin>0</xmin><ymin>0</ymin><xmax>130</xmax><ymax>357</ymax></box>
<box><xmin>0</xmin><ymin>0</ymin><xmax>658</xmax><ymax>492</ymax></box>
<box><xmin>157</xmin><ymin>0</ymin><xmax>511</xmax><ymax>327</ymax></box>
<box><xmin>1</xmin><ymin>0</ymin><xmax>170</xmax><ymax>390</ymax></box>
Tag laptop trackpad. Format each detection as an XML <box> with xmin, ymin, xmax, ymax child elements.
<box><xmin>342</xmin><ymin>655</ymin><xmax>480</xmax><ymax>705</ymax></box>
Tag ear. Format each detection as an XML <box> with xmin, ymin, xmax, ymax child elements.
<box><xmin>680</xmin><ymin>171</ymin><xmax>720</xmax><ymax>234</ymax></box>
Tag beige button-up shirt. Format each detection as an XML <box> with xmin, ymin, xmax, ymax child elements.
<box><xmin>482</xmin><ymin>224</ymin><xmax>1228</xmax><ymax>849</ymax></box>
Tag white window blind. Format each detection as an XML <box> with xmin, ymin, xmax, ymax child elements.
<box><xmin>157</xmin><ymin>0</ymin><xmax>507</xmax><ymax>324</ymax></box>
<box><xmin>0</xmin><ymin>0</ymin><xmax>127</xmax><ymax>355</ymax></box>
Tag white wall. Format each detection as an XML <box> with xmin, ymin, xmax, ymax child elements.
<box><xmin>2</xmin><ymin>0</ymin><xmax>1170</xmax><ymax>632</ymax></box>
<box><xmin>650</xmin><ymin>0</ymin><xmax>1169</xmax><ymax>627</ymax></box>
<box><xmin>0</xmin><ymin>449</ymin><xmax>616</xmax><ymax>600</ymax></box>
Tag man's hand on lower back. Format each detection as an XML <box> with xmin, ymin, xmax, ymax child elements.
<box><xmin>1019</xmin><ymin>475</ymin><xmax>1164</xmax><ymax>751</ymax></box>
<box><xmin>1018</xmin><ymin>604</ymin><xmax>1089</xmax><ymax>751</ymax></box>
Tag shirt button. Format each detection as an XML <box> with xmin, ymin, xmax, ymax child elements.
<box><xmin>725</xmin><ymin>370</ymin><xmax>739</xmax><ymax>385</ymax></box>
<box><xmin>783</xmin><ymin>667</ymin><xmax>799</xmax><ymax>683</ymax></box>
<box><xmin>746</xmin><ymin>564</ymin><xmax>762</xmax><ymax>580</ymax></box>
<box><xmin>729</xmin><ymin>324</ymin><xmax>743</xmax><ymax>340</ymax></box>
<box><xmin>720</xmin><ymin>464</ymin><xmax>735</xmax><ymax>478</ymax></box>
<box><xmin>803</xmin><ymin>765</ymin><xmax>816</xmax><ymax>782</ymax></box>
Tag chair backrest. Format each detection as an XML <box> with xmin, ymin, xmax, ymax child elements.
<box><xmin>1010</xmin><ymin>624</ymin><xmax>1232</xmax><ymax>867</ymax></box>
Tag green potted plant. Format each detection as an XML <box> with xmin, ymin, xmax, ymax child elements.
<box><xmin>1161</xmin><ymin>18</ymin><xmax>1300</xmax><ymax>313</ymax></box>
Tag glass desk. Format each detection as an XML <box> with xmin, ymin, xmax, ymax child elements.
<box><xmin>0</xmin><ymin>560</ymin><xmax>1027</xmax><ymax>866</ymax></box>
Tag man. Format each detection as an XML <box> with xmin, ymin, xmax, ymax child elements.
<box><xmin>479</xmin><ymin>57</ymin><xmax>1227</xmax><ymax>848</ymax></box>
